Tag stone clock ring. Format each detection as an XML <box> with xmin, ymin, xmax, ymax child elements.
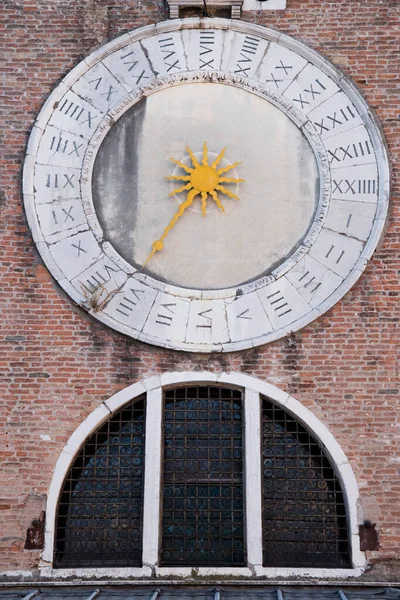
<box><xmin>23</xmin><ymin>18</ymin><xmax>389</xmax><ymax>352</ymax></box>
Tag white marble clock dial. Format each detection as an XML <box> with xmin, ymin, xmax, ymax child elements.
<box><xmin>24</xmin><ymin>19</ymin><xmax>389</xmax><ymax>352</ymax></box>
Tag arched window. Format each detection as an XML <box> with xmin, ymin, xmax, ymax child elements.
<box><xmin>261</xmin><ymin>397</ymin><xmax>350</xmax><ymax>567</ymax></box>
<box><xmin>55</xmin><ymin>396</ymin><xmax>146</xmax><ymax>568</ymax></box>
<box><xmin>49</xmin><ymin>374</ymin><xmax>360</xmax><ymax>575</ymax></box>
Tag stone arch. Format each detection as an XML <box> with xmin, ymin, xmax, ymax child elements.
<box><xmin>42</xmin><ymin>371</ymin><xmax>365</xmax><ymax>577</ymax></box>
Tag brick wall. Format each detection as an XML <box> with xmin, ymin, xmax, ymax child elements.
<box><xmin>0</xmin><ymin>0</ymin><xmax>399</xmax><ymax>576</ymax></box>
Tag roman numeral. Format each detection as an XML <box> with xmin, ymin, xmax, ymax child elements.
<box><xmin>241</xmin><ymin>35</ymin><xmax>260</xmax><ymax>54</ymax></box>
<box><xmin>333</xmin><ymin>178</ymin><xmax>377</xmax><ymax>195</ymax></box>
<box><xmin>199</xmin><ymin>31</ymin><xmax>214</xmax><ymax>69</ymax></box>
<box><xmin>292</xmin><ymin>93</ymin><xmax>309</xmax><ymax>109</ymax></box>
<box><xmin>71</xmin><ymin>240</ymin><xmax>86</xmax><ymax>256</ymax></box>
<box><xmin>314</xmin><ymin>106</ymin><xmax>356</xmax><ymax>135</ymax></box>
<box><xmin>58</xmin><ymin>99</ymin><xmax>95</xmax><ymax>128</ymax></box>
<box><xmin>102</xmin><ymin>85</ymin><xmax>117</xmax><ymax>102</ymax></box>
<box><xmin>298</xmin><ymin>270</ymin><xmax>322</xmax><ymax>294</ymax></box>
<box><xmin>89</xmin><ymin>77</ymin><xmax>102</xmax><ymax>90</ymax></box>
<box><xmin>293</xmin><ymin>79</ymin><xmax>327</xmax><ymax>108</ymax></box>
<box><xmin>358</xmin><ymin>179</ymin><xmax>376</xmax><ymax>194</ymax></box>
<box><xmin>325</xmin><ymin>244</ymin><xmax>345</xmax><ymax>264</ymax></box>
<box><xmin>266</xmin><ymin>290</ymin><xmax>292</xmax><ymax>318</ymax></box>
<box><xmin>265</xmin><ymin>72</ymin><xmax>284</xmax><ymax>88</ymax></box>
<box><xmin>158</xmin><ymin>36</ymin><xmax>180</xmax><ymax>72</ymax></box>
<box><xmin>84</xmin><ymin>271</ymin><xmax>108</xmax><ymax>291</ymax></box>
<box><xmin>234</xmin><ymin>35</ymin><xmax>260</xmax><ymax>76</ymax></box>
<box><xmin>265</xmin><ymin>60</ymin><xmax>293</xmax><ymax>88</ymax></box>
<box><xmin>328</xmin><ymin>140</ymin><xmax>372</xmax><ymax>164</ymax></box>
<box><xmin>116</xmin><ymin>288</ymin><xmax>145</xmax><ymax>317</ymax></box>
<box><xmin>132</xmin><ymin>69</ymin><xmax>149</xmax><ymax>84</ymax></box>
<box><xmin>120</xmin><ymin>50</ymin><xmax>139</xmax><ymax>72</ymax></box>
<box><xmin>82</xmin><ymin>264</ymin><xmax>119</xmax><ymax>292</ymax></box>
<box><xmin>51</xmin><ymin>206</ymin><xmax>75</xmax><ymax>225</ymax></box>
<box><xmin>49</xmin><ymin>136</ymin><xmax>83</xmax><ymax>157</ymax></box>
<box><xmin>89</xmin><ymin>77</ymin><xmax>118</xmax><ymax>102</ymax></box>
<box><xmin>304</xmin><ymin>79</ymin><xmax>326</xmax><ymax>99</ymax></box>
<box><xmin>196</xmin><ymin>308</ymin><xmax>212</xmax><ymax>329</ymax></box>
<box><xmin>237</xmin><ymin>308</ymin><xmax>251</xmax><ymax>320</ymax></box>
<box><xmin>155</xmin><ymin>303</ymin><xmax>176</xmax><ymax>326</ymax></box>
<box><xmin>275</xmin><ymin>60</ymin><xmax>293</xmax><ymax>75</ymax></box>
<box><xmin>332</xmin><ymin>179</ymin><xmax>357</xmax><ymax>194</ymax></box>
<box><xmin>46</xmin><ymin>173</ymin><xmax>75</xmax><ymax>188</ymax></box>
<box><xmin>120</xmin><ymin>50</ymin><xmax>150</xmax><ymax>84</ymax></box>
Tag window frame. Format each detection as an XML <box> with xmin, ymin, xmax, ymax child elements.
<box><xmin>159</xmin><ymin>386</ymin><xmax>247</xmax><ymax>567</ymax></box>
<box><xmin>42</xmin><ymin>372</ymin><xmax>365</xmax><ymax>579</ymax></box>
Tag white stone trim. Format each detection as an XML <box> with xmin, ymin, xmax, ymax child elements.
<box><xmin>142</xmin><ymin>387</ymin><xmax>163</xmax><ymax>567</ymax></box>
<box><xmin>40</xmin><ymin>371</ymin><xmax>366</xmax><ymax>578</ymax></box>
<box><xmin>244</xmin><ymin>388</ymin><xmax>263</xmax><ymax>566</ymax></box>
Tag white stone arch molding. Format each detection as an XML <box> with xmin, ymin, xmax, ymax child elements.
<box><xmin>23</xmin><ymin>18</ymin><xmax>390</xmax><ymax>353</ymax></box>
<box><xmin>41</xmin><ymin>371</ymin><xmax>366</xmax><ymax>579</ymax></box>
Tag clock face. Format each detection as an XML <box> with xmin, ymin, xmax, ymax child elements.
<box><xmin>24</xmin><ymin>19</ymin><xmax>389</xmax><ymax>352</ymax></box>
<box><xmin>92</xmin><ymin>82</ymin><xmax>319</xmax><ymax>289</ymax></box>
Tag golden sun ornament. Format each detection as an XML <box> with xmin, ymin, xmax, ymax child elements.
<box><xmin>143</xmin><ymin>142</ymin><xmax>245</xmax><ymax>267</ymax></box>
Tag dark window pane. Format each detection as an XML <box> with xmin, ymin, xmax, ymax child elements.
<box><xmin>55</xmin><ymin>396</ymin><xmax>146</xmax><ymax>568</ymax></box>
<box><xmin>261</xmin><ymin>397</ymin><xmax>351</xmax><ymax>568</ymax></box>
<box><xmin>160</xmin><ymin>386</ymin><xmax>245</xmax><ymax>566</ymax></box>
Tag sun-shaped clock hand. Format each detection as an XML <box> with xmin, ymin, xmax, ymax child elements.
<box><xmin>143</xmin><ymin>142</ymin><xmax>245</xmax><ymax>267</ymax></box>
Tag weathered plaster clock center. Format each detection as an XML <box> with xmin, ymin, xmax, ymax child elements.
<box><xmin>92</xmin><ymin>82</ymin><xmax>319</xmax><ymax>289</ymax></box>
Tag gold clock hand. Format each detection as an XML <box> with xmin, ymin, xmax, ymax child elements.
<box><xmin>143</xmin><ymin>188</ymin><xmax>200</xmax><ymax>267</ymax></box>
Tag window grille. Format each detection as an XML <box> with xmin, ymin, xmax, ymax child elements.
<box><xmin>55</xmin><ymin>396</ymin><xmax>146</xmax><ymax>568</ymax></box>
<box><xmin>53</xmin><ymin>383</ymin><xmax>354</xmax><ymax>571</ymax></box>
<box><xmin>160</xmin><ymin>386</ymin><xmax>246</xmax><ymax>566</ymax></box>
<box><xmin>261</xmin><ymin>397</ymin><xmax>350</xmax><ymax>568</ymax></box>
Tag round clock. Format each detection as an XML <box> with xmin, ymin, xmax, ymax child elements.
<box><xmin>23</xmin><ymin>18</ymin><xmax>389</xmax><ymax>352</ymax></box>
